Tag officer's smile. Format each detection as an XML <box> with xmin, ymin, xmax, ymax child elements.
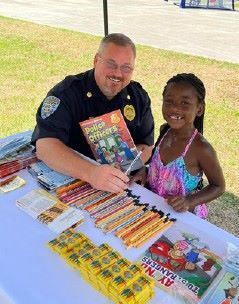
<box><xmin>107</xmin><ymin>76</ymin><xmax>122</xmax><ymax>83</ymax></box>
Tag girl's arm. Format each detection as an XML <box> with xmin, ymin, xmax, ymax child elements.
<box><xmin>129</xmin><ymin>166</ymin><xmax>148</xmax><ymax>186</ymax></box>
<box><xmin>186</xmin><ymin>141</ymin><xmax>225</xmax><ymax>210</ymax></box>
<box><xmin>167</xmin><ymin>140</ymin><xmax>225</xmax><ymax>212</ymax></box>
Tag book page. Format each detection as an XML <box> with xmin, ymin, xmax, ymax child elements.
<box><xmin>207</xmin><ymin>271</ymin><xmax>239</xmax><ymax>304</ymax></box>
<box><xmin>47</xmin><ymin>208</ymin><xmax>84</xmax><ymax>234</ymax></box>
<box><xmin>16</xmin><ymin>189</ymin><xmax>56</xmax><ymax>218</ymax></box>
<box><xmin>16</xmin><ymin>189</ymin><xmax>84</xmax><ymax>233</ymax></box>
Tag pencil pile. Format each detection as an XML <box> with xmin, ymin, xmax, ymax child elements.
<box><xmin>48</xmin><ymin>229</ymin><xmax>155</xmax><ymax>304</ymax></box>
<box><xmin>56</xmin><ymin>181</ymin><xmax>176</xmax><ymax>249</ymax></box>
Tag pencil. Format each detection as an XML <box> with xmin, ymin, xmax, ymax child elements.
<box><xmin>124</xmin><ymin>151</ymin><xmax>143</xmax><ymax>175</ymax></box>
<box><xmin>134</xmin><ymin>220</ymin><xmax>175</xmax><ymax>248</ymax></box>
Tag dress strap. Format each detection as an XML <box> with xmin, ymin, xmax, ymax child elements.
<box><xmin>182</xmin><ymin>129</ymin><xmax>198</xmax><ymax>157</ymax></box>
<box><xmin>158</xmin><ymin>128</ymin><xmax>171</xmax><ymax>148</ymax></box>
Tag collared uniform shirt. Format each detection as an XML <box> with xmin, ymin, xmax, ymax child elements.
<box><xmin>32</xmin><ymin>69</ymin><xmax>154</xmax><ymax>160</ymax></box>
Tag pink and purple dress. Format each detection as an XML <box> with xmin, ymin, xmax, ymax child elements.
<box><xmin>147</xmin><ymin>128</ymin><xmax>208</xmax><ymax>219</ymax></box>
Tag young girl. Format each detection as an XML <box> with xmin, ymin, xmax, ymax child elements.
<box><xmin>131</xmin><ymin>73</ymin><xmax>225</xmax><ymax>218</ymax></box>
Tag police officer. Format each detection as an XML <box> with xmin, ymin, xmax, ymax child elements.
<box><xmin>32</xmin><ymin>33</ymin><xmax>154</xmax><ymax>193</ymax></box>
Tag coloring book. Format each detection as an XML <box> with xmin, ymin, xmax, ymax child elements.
<box><xmin>80</xmin><ymin>109</ymin><xmax>143</xmax><ymax>173</ymax></box>
<box><xmin>137</xmin><ymin>221</ymin><xmax>223</xmax><ymax>303</ymax></box>
<box><xmin>207</xmin><ymin>271</ymin><xmax>239</xmax><ymax>304</ymax></box>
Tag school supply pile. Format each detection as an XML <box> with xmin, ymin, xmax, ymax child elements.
<box><xmin>80</xmin><ymin>109</ymin><xmax>143</xmax><ymax>174</ymax></box>
<box><xmin>48</xmin><ymin>229</ymin><xmax>155</xmax><ymax>304</ymax></box>
<box><xmin>28</xmin><ymin>160</ymin><xmax>75</xmax><ymax>191</ymax></box>
<box><xmin>16</xmin><ymin>188</ymin><xmax>84</xmax><ymax>233</ymax></box>
<box><xmin>56</xmin><ymin>180</ymin><xmax>176</xmax><ymax>248</ymax></box>
<box><xmin>0</xmin><ymin>135</ymin><xmax>37</xmax><ymax>178</ymax></box>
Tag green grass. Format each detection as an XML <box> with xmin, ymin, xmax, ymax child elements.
<box><xmin>0</xmin><ymin>16</ymin><xmax>238</xmax><ymax>235</ymax></box>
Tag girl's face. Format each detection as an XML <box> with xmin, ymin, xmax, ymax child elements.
<box><xmin>162</xmin><ymin>82</ymin><xmax>204</xmax><ymax>130</ymax></box>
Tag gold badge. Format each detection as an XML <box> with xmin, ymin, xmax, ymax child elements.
<box><xmin>87</xmin><ymin>91</ymin><xmax>92</xmax><ymax>98</ymax></box>
<box><xmin>123</xmin><ymin>105</ymin><xmax>135</xmax><ymax>121</ymax></box>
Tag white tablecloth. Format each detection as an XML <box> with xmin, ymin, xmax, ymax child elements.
<box><xmin>0</xmin><ymin>168</ymin><xmax>238</xmax><ymax>304</ymax></box>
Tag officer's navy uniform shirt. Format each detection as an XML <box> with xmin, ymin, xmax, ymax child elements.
<box><xmin>32</xmin><ymin>69</ymin><xmax>154</xmax><ymax>160</ymax></box>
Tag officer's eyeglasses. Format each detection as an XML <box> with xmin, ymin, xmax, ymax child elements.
<box><xmin>98</xmin><ymin>55</ymin><xmax>134</xmax><ymax>74</ymax></box>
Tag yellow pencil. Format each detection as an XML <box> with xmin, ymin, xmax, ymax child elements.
<box><xmin>103</xmin><ymin>206</ymin><xmax>145</xmax><ymax>233</ymax></box>
<box><xmin>124</xmin><ymin>218</ymin><xmax>165</xmax><ymax>247</ymax></box>
<box><xmin>115</xmin><ymin>210</ymin><xmax>154</xmax><ymax>238</ymax></box>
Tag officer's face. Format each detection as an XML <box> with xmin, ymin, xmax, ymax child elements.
<box><xmin>94</xmin><ymin>42</ymin><xmax>135</xmax><ymax>100</ymax></box>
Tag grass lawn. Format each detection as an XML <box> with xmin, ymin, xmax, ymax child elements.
<box><xmin>0</xmin><ymin>16</ymin><xmax>238</xmax><ymax>236</ymax></box>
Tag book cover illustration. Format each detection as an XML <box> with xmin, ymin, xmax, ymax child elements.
<box><xmin>80</xmin><ymin>109</ymin><xmax>143</xmax><ymax>173</ymax></box>
<box><xmin>207</xmin><ymin>271</ymin><xmax>239</xmax><ymax>304</ymax></box>
<box><xmin>16</xmin><ymin>189</ymin><xmax>84</xmax><ymax>233</ymax></box>
<box><xmin>138</xmin><ymin>221</ymin><xmax>223</xmax><ymax>302</ymax></box>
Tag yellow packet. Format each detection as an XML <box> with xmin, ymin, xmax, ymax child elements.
<box><xmin>0</xmin><ymin>176</ymin><xmax>25</xmax><ymax>192</ymax></box>
<box><xmin>66</xmin><ymin>252</ymin><xmax>81</xmax><ymax>269</ymax></box>
<box><xmin>119</xmin><ymin>275</ymin><xmax>155</xmax><ymax>304</ymax></box>
<box><xmin>109</xmin><ymin>264</ymin><xmax>143</xmax><ymax>301</ymax></box>
<box><xmin>88</xmin><ymin>251</ymin><xmax>121</xmax><ymax>283</ymax></box>
<box><xmin>74</xmin><ymin>241</ymin><xmax>96</xmax><ymax>256</ymax></box>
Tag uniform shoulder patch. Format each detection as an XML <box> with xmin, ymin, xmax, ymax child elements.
<box><xmin>41</xmin><ymin>96</ymin><xmax>61</xmax><ymax>119</ymax></box>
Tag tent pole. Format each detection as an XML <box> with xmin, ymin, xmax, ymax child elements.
<box><xmin>103</xmin><ymin>0</ymin><xmax>108</xmax><ymax>36</ymax></box>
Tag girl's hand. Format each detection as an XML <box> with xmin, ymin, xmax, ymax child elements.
<box><xmin>129</xmin><ymin>167</ymin><xmax>147</xmax><ymax>186</ymax></box>
<box><xmin>166</xmin><ymin>196</ymin><xmax>191</xmax><ymax>212</ymax></box>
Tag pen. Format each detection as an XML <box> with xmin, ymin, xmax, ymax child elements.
<box><xmin>124</xmin><ymin>151</ymin><xmax>142</xmax><ymax>175</ymax></box>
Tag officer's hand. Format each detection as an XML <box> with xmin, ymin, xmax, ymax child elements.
<box><xmin>88</xmin><ymin>164</ymin><xmax>129</xmax><ymax>193</ymax></box>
